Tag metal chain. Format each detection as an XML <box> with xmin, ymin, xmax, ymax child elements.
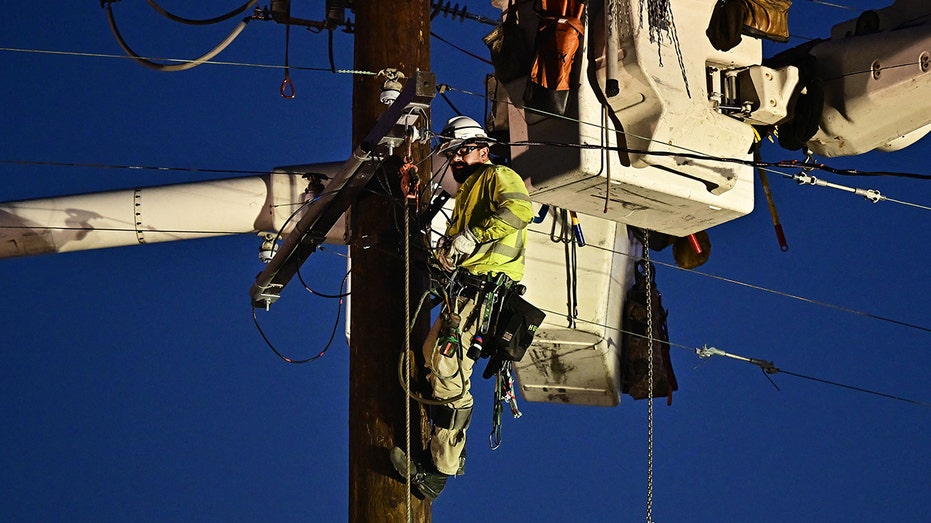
<box><xmin>638</xmin><ymin>0</ymin><xmax>691</xmax><ymax>97</ymax></box>
<box><xmin>643</xmin><ymin>230</ymin><xmax>655</xmax><ymax>523</ymax></box>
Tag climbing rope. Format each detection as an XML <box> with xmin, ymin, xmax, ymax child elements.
<box><xmin>402</xmin><ymin>161</ymin><xmax>413</xmax><ymax>521</ymax></box>
<box><xmin>643</xmin><ymin>230</ymin><xmax>655</xmax><ymax>523</ymax></box>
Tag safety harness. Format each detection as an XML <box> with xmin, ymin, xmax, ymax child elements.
<box><xmin>427</xmin><ymin>271</ymin><xmax>512</xmax><ymax>431</ymax></box>
<box><xmin>428</xmin><ymin>269</ymin><xmax>544</xmax><ymax>447</ymax></box>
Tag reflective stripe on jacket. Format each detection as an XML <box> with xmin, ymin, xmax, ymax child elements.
<box><xmin>447</xmin><ymin>162</ymin><xmax>533</xmax><ymax>281</ymax></box>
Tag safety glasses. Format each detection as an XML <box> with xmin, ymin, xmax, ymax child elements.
<box><xmin>445</xmin><ymin>145</ymin><xmax>480</xmax><ymax>159</ymax></box>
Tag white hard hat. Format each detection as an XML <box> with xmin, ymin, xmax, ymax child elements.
<box><xmin>437</xmin><ymin>115</ymin><xmax>492</xmax><ymax>153</ymax></box>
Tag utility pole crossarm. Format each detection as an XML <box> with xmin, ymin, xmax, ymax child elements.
<box><xmin>249</xmin><ymin>70</ymin><xmax>436</xmax><ymax>308</ymax></box>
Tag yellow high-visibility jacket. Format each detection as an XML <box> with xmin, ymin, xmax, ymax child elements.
<box><xmin>446</xmin><ymin>162</ymin><xmax>533</xmax><ymax>282</ymax></box>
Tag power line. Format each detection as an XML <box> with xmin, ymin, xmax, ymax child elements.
<box><xmin>777</xmin><ymin>169</ymin><xmax>931</xmax><ymax>211</ymax></box>
<box><xmin>513</xmin><ymin>138</ymin><xmax>931</xmax><ymax>181</ymax></box>
<box><xmin>5</xmin><ymin>147</ymin><xmax>930</xmax><ymax>213</ymax></box>
<box><xmin>431</xmin><ymin>31</ymin><xmax>493</xmax><ymax>65</ymax></box>
<box><xmin>527</xmin><ymin>228</ymin><xmax>931</xmax><ymax>334</ymax></box>
<box><xmin>0</xmin><ymin>46</ymin><xmax>373</xmax><ymax>75</ymax></box>
<box><xmin>535</xmin><ymin>306</ymin><xmax>931</xmax><ymax>409</ymax></box>
<box><xmin>779</xmin><ymin>368</ymin><xmax>931</xmax><ymax>407</ymax></box>
<box><xmin>2</xmin><ymin>160</ymin><xmax>926</xmax><ymax>334</ymax></box>
<box><xmin>804</xmin><ymin>0</ymin><xmax>863</xmax><ymax>11</ymax></box>
<box><xmin>0</xmin><ymin>224</ymin><xmax>257</xmax><ymax>236</ymax></box>
<box><xmin>0</xmin><ymin>158</ymin><xmax>274</xmax><ymax>177</ymax></box>
<box><xmin>439</xmin><ymin>83</ymin><xmax>931</xmax><ymax>183</ymax></box>
<box><xmin>5</xmin><ymin>11</ymin><xmax>928</xmax><ymax>334</ymax></box>
<box><xmin>8</xmin><ymin>39</ymin><xmax>931</xmax><ymax>188</ymax></box>
<box><xmin>695</xmin><ymin>344</ymin><xmax>931</xmax><ymax>408</ymax></box>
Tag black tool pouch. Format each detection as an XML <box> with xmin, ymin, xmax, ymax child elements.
<box><xmin>482</xmin><ymin>288</ymin><xmax>546</xmax><ymax>379</ymax></box>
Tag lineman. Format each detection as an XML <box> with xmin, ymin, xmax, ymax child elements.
<box><xmin>391</xmin><ymin>116</ymin><xmax>534</xmax><ymax>500</ymax></box>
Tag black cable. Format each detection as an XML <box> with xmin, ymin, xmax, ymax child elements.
<box><xmin>251</xmin><ymin>268</ymin><xmax>349</xmax><ymax>364</ymax></box>
<box><xmin>146</xmin><ymin>0</ymin><xmax>258</xmax><ymax>25</ymax></box>
<box><xmin>297</xmin><ymin>261</ymin><xmax>351</xmax><ymax>298</ymax></box>
<box><xmin>437</xmin><ymin>87</ymin><xmax>465</xmax><ymax>118</ymax></box>
<box><xmin>777</xmin><ymin>369</ymin><xmax>931</xmax><ymax>408</ymax></box>
<box><xmin>327</xmin><ymin>27</ymin><xmax>337</xmax><ymax>73</ymax></box>
<box><xmin>430</xmin><ymin>31</ymin><xmax>493</xmax><ymax>65</ymax></box>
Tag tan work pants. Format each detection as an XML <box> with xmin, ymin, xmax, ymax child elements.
<box><xmin>422</xmin><ymin>296</ymin><xmax>478</xmax><ymax>475</ymax></box>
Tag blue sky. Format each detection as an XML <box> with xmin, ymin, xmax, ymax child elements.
<box><xmin>2</xmin><ymin>1</ymin><xmax>929</xmax><ymax>522</ymax></box>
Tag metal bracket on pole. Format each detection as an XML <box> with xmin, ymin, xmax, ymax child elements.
<box><xmin>249</xmin><ymin>70</ymin><xmax>436</xmax><ymax>308</ymax></box>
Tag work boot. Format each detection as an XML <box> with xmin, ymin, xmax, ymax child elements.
<box><xmin>742</xmin><ymin>0</ymin><xmax>792</xmax><ymax>43</ymax></box>
<box><xmin>389</xmin><ymin>447</ymin><xmax>449</xmax><ymax>501</ymax></box>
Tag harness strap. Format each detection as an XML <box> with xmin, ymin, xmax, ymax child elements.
<box><xmin>430</xmin><ymin>404</ymin><xmax>473</xmax><ymax>431</ymax></box>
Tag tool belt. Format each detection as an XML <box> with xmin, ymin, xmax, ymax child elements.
<box><xmin>454</xmin><ymin>271</ymin><xmax>511</xmax><ymax>298</ymax></box>
<box><xmin>430</xmin><ymin>404</ymin><xmax>473</xmax><ymax>431</ymax></box>
<box><xmin>443</xmin><ymin>270</ymin><xmax>545</xmax><ymax>379</ymax></box>
<box><xmin>451</xmin><ymin>271</ymin><xmax>512</xmax><ymax>335</ymax></box>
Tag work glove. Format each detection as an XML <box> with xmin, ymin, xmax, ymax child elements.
<box><xmin>438</xmin><ymin>228</ymin><xmax>478</xmax><ymax>272</ymax></box>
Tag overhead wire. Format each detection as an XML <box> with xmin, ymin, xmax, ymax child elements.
<box><xmin>554</xmin><ymin>229</ymin><xmax>931</xmax><ymax>335</ymax></box>
<box><xmin>3</xmin><ymin>143</ymin><xmax>926</xmax><ymax>332</ymax></box>
<box><xmin>298</xmin><ymin>260</ymin><xmax>351</xmax><ymax>298</ymax></box>
<box><xmin>251</xmin><ymin>261</ymin><xmax>350</xmax><ymax>364</ymax></box>
<box><xmin>694</xmin><ymin>345</ymin><xmax>931</xmax><ymax>408</ymax></box>
<box><xmin>11</xmin><ymin>13</ymin><xmax>930</xmax><ymax>185</ymax></box>
<box><xmin>0</xmin><ymin>158</ymin><xmax>276</xmax><ymax>177</ymax></box>
<box><xmin>487</xmin><ymin>138</ymin><xmax>931</xmax><ymax>210</ymax></box>
<box><xmin>803</xmin><ymin>0</ymin><xmax>863</xmax><ymax>10</ymax></box>
<box><xmin>0</xmin><ymin>46</ymin><xmax>375</xmax><ymax>75</ymax></box>
<box><xmin>7</xmin><ymin>2</ymin><xmax>929</xmax><ymax>351</ymax></box>
<box><xmin>6</xmin><ymin>2</ymin><xmax>922</xmax><ymax>88</ymax></box>
<box><xmin>3</xmin><ymin>62</ymin><xmax>927</xmax><ymax>318</ymax></box>
<box><xmin>0</xmin><ymin>223</ymin><xmax>265</xmax><ymax>236</ymax></box>
<box><xmin>777</xmin><ymin>368</ymin><xmax>931</xmax><ymax>407</ymax></box>
<box><xmin>4</xmin><ymin>175</ymin><xmax>923</xmax><ymax>341</ymax></box>
<box><xmin>533</xmin><ymin>303</ymin><xmax>931</xmax><ymax>409</ymax></box>
<box><xmin>431</xmin><ymin>31</ymin><xmax>494</xmax><ymax>65</ymax></box>
<box><xmin>434</xmin><ymin>79</ymin><xmax>931</xmax><ymax>181</ymax></box>
<box><xmin>145</xmin><ymin>0</ymin><xmax>258</xmax><ymax>25</ymax></box>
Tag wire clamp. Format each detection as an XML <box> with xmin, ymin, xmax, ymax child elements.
<box><xmin>855</xmin><ymin>188</ymin><xmax>883</xmax><ymax>203</ymax></box>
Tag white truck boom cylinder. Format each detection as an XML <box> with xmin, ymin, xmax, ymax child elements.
<box><xmin>0</xmin><ymin>170</ymin><xmax>341</xmax><ymax>258</ymax></box>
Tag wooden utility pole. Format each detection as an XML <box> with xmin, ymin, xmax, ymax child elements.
<box><xmin>349</xmin><ymin>1</ymin><xmax>432</xmax><ymax>521</ymax></box>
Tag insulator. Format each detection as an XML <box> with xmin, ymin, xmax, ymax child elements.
<box><xmin>325</xmin><ymin>0</ymin><xmax>346</xmax><ymax>25</ymax></box>
<box><xmin>258</xmin><ymin>233</ymin><xmax>279</xmax><ymax>264</ymax></box>
<box><xmin>270</xmin><ymin>0</ymin><xmax>290</xmax><ymax>23</ymax></box>
<box><xmin>431</xmin><ymin>1</ymin><xmax>468</xmax><ymax>22</ymax></box>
